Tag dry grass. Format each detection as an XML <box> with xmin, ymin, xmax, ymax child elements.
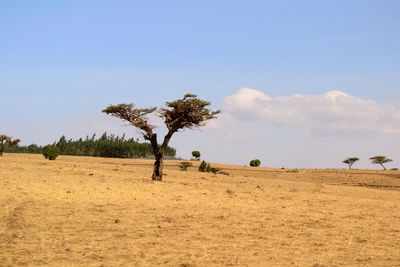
<box><xmin>1</xmin><ymin>153</ymin><xmax>400</xmax><ymax>266</ymax></box>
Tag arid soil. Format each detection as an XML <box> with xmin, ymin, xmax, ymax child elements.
<box><xmin>1</xmin><ymin>154</ymin><xmax>399</xmax><ymax>266</ymax></box>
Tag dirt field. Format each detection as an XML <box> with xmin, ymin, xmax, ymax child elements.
<box><xmin>1</xmin><ymin>154</ymin><xmax>399</xmax><ymax>266</ymax></box>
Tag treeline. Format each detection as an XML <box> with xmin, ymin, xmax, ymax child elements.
<box><xmin>5</xmin><ymin>133</ymin><xmax>176</xmax><ymax>159</ymax></box>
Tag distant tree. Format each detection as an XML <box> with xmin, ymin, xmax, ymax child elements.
<box><xmin>0</xmin><ymin>135</ymin><xmax>20</xmax><ymax>157</ymax></box>
<box><xmin>369</xmin><ymin>156</ymin><xmax>393</xmax><ymax>170</ymax></box>
<box><xmin>192</xmin><ymin>150</ymin><xmax>201</xmax><ymax>160</ymax></box>
<box><xmin>4</xmin><ymin>133</ymin><xmax>174</xmax><ymax>159</ymax></box>
<box><xmin>342</xmin><ymin>157</ymin><xmax>359</xmax><ymax>169</ymax></box>
<box><xmin>250</xmin><ymin>159</ymin><xmax>261</xmax><ymax>167</ymax></box>
<box><xmin>103</xmin><ymin>94</ymin><xmax>219</xmax><ymax>181</ymax></box>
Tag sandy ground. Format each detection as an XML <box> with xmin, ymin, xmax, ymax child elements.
<box><xmin>0</xmin><ymin>154</ymin><xmax>399</xmax><ymax>267</ymax></box>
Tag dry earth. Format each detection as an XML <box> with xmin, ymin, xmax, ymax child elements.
<box><xmin>1</xmin><ymin>154</ymin><xmax>400</xmax><ymax>267</ymax></box>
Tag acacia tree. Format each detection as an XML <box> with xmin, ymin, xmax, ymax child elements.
<box><xmin>342</xmin><ymin>157</ymin><xmax>359</xmax><ymax>170</ymax></box>
<box><xmin>369</xmin><ymin>156</ymin><xmax>393</xmax><ymax>170</ymax></box>
<box><xmin>0</xmin><ymin>135</ymin><xmax>20</xmax><ymax>157</ymax></box>
<box><xmin>103</xmin><ymin>94</ymin><xmax>219</xmax><ymax>181</ymax></box>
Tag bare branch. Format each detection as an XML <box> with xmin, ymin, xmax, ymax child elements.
<box><xmin>102</xmin><ymin>104</ymin><xmax>157</xmax><ymax>141</ymax></box>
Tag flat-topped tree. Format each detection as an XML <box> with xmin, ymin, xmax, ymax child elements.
<box><xmin>369</xmin><ymin>156</ymin><xmax>393</xmax><ymax>170</ymax></box>
<box><xmin>342</xmin><ymin>157</ymin><xmax>359</xmax><ymax>170</ymax></box>
<box><xmin>103</xmin><ymin>94</ymin><xmax>219</xmax><ymax>181</ymax></box>
<box><xmin>0</xmin><ymin>135</ymin><xmax>20</xmax><ymax>157</ymax></box>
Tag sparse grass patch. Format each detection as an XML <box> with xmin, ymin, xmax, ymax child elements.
<box><xmin>179</xmin><ymin>161</ymin><xmax>192</xmax><ymax>171</ymax></box>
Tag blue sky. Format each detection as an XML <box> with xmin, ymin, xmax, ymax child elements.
<box><xmin>1</xmin><ymin>1</ymin><xmax>400</xmax><ymax>168</ymax></box>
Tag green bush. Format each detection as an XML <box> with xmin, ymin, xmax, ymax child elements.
<box><xmin>199</xmin><ymin>160</ymin><xmax>221</xmax><ymax>174</ymax></box>
<box><xmin>250</xmin><ymin>159</ymin><xmax>261</xmax><ymax>167</ymax></box>
<box><xmin>199</xmin><ymin>160</ymin><xmax>209</xmax><ymax>172</ymax></box>
<box><xmin>42</xmin><ymin>145</ymin><xmax>60</xmax><ymax>160</ymax></box>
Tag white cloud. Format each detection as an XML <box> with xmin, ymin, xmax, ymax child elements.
<box><xmin>205</xmin><ymin>113</ymin><xmax>254</xmax><ymax>140</ymax></box>
<box><xmin>222</xmin><ymin>88</ymin><xmax>400</xmax><ymax>137</ymax></box>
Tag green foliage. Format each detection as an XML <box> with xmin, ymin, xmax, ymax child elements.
<box><xmin>0</xmin><ymin>135</ymin><xmax>20</xmax><ymax>156</ymax></box>
<box><xmin>5</xmin><ymin>144</ymin><xmax>42</xmax><ymax>154</ymax></box>
<box><xmin>6</xmin><ymin>133</ymin><xmax>177</xmax><ymax>159</ymax></box>
<box><xmin>179</xmin><ymin>161</ymin><xmax>192</xmax><ymax>171</ymax></box>
<box><xmin>191</xmin><ymin>150</ymin><xmax>201</xmax><ymax>159</ymax></box>
<box><xmin>199</xmin><ymin>160</ymin><xmax>209</xmax><ymax>172</ymax></box>
<box><xmin>250</xmin><ymin>159</ymin><xmax>261</xmax><ymax>167</ymax></box>
<box><xmin>42</xmin><ymin>145</ymin><xmax>60</xmax><ymax>160</ymax></box>
<box><xmin>199</xmin><ymin>160</ymin><xmax>221</xmax><ymax>174</ymax></box>
<box><xmin>160</xmin><ymin>94</ymin><xmax>220</xmax><ymax>131</ymax></box>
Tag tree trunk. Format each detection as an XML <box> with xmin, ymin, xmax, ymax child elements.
<box><xmin>152</xmin><ymin>153</ymin><xmax>164</xmax><ymax>181</ymax></box>
<box><xmin>380</xmin><ymin>163</ymin><xmax>386</xmax><ymax>170</ymax></box>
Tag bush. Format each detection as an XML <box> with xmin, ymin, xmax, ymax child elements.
<box><xmin>249</xmin><ymin>159</ymin><xmax>261</xmax><ymax>167</ymax></box>
<box><xmin>42</xmin><ymin>145</ymin><xmax>60</xmax><ymax>160</ymax></box>
<box><xmin>199</xmin><ymin>160</ymin><xmax>221</xmax><ymax>174</ymax></box>
<box><xmin>179</xmin><ymin>161</ymin><xmax>192</xmax><ymax>171</ymax></box>
<box><xmin>199</xmin><ymin>160</ymin><xmax>209</xmax><ymax>172</ymax></box>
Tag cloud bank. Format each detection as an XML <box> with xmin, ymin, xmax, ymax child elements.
<box><xmin>223</xmin><ymin>88</ymin><xmax>400</xmax><ymax>137</ymax></box>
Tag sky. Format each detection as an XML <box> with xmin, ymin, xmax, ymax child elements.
<box><xmin>1</xmin><ymin>0</ymin><xmax>400</xmax><ymax>168</ymax></box>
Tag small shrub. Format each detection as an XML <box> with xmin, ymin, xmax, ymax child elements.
<box><xmin>390</xmin><ymin>168</ymin><xmax>399</xmax><ymax>171</ymax></box>
<box><xmin>42</xmin><ymin>145</ymin><xmax>60</xmax><ymax>160</ymax></box>
<box><xmin>179</xmin><ymin>161</ymin><xmax>192</xmax><ymax>171</ymax></box>
<box><xmin>199</xmin><ymin>160</ymin><xmax>221</xmax><ymax>174</ymax></box>
<box><xmin>249</xmin><ymin>159</ymin><xmax>261</xmax><ymax>167</ymax></box>
<box><xmin>199</xmin><ymin>160</ymin><xmax>209</xmax><ymax>172</ymax></box>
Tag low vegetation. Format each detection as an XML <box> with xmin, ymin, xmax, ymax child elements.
<box><xmin>199</xmin><ymin>160</ymin><xmax>221</xmax><ymax>174</ymax></box>
<box><xmin>179</xmin><ymin>161</ymin><xmax>192</xmax><ymax>171</ymax></box>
